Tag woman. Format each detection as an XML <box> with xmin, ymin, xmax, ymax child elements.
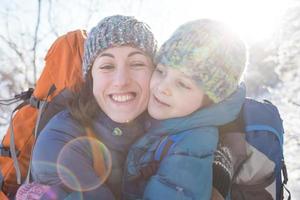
<box><xmin>16</xmin><ymin>15</ymin><xmax>157</xmax><ymax>200</ymax></box>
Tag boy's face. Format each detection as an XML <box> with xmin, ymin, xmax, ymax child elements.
<box><xmin>148</xmin><ymin>64</ymin><xmax>205</xmax><ymax>120</ymax></box>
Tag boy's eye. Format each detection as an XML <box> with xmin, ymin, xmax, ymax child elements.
<box><xmin>131</xmin><ymin>62</ymin><xmax>146</xmax><ymax>68</ymax></box>
<box><xmin>155</xmin><ymin>68</ymin><xmax>163</xmax><ymax>74</ymax></box>
<box><xmin>178</xmin><ymin>81</ymin><xmax>191</xmax><ymax>90</ymax></box>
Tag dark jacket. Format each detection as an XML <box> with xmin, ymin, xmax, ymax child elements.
<box><xmin>31</xmin><ymin>109</ymin><xmax>146</xmax><ymax>200</ymax></box>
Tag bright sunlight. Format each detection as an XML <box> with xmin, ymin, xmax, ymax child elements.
<box><xmin>174</xmin><ymin>0</ymin><xmax>291</xmax><ymax>42</ymax></box>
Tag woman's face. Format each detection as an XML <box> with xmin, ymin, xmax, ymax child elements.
<box><xmin>91</xmin><ymin>46</ymin><xmax>154</xmax><ymax>123</ymax></box>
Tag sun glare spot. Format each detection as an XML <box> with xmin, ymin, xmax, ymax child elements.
<box><xmin>189</xmin><ymin>0</ymin><xmax>290</xmax><ymax>43</ymax></box>
<box><xmin>228</xmin><ymin>0</ymin><xmax>288</xmax><ymax>42</ymax></box>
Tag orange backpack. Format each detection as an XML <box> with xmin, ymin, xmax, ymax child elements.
<box><xmin>0</xmin><ymin>30</ymin><xmax>86</xmax><ymax>199</ymax></box>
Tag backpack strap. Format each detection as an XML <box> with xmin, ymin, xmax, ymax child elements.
<box><xmin>154</xmin><ymin>134</ymin><xmax>185</xmax><ymax>161</ymax></box>
<box><xmin>25</xmin><ymin>84</ymin><xmax>56</xmax><ymax>184</ymax></box>
<box><xmin>0</xmin><ymin>88</ymin><xmax>33</xmax><ymax>106</ymax></box>
<box><xmin>29</xmin><ymin>85</ymin><xmax>56</xmax><ymax>109</ymax></box>
<box><xmin>243</xmin><ymin>99</ymin><xmax>284</xmax><ymax>148</ymax></box>
<box><xmin>9</xmin><ymin>101</ymin><xmax>32</xmax><ymax>185</ymax></box>
<box><xmin>0</xmin><ymin>89</ymin><xmax>33</xmax><ymax>188</ymax></box>
<box><xmin>281</xmin><ymin>159</ymin><xmax>291</xmax><ymax>200</ymax></box>
<box><xmin>32</xmin><ymin>85</ymin><xmax>56</xmax><ymax>138</ymax></box>
<box><xmin>0</xmin><ymin>144</ymin><xmax>20</xmax><ymax>157</ymax></box>
<box><xmin>0</xmin><ymin>169</ymin><xmax>3</xmax><ymax>190</ymax></box>
<box><xmin>137</xmin><ymin>134</ymin><xmax>185</xmax><ymax>180</ymax></box>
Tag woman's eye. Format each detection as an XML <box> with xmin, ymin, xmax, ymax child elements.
<box><xmin>178</xmin><ymin>82</ymin><xmax>190</xmax><ymax>89</ymax></box>
<box><xmin>99</xmin><ymin>64</ymin><xmax>114</xmax><ymax>70</ymax></box>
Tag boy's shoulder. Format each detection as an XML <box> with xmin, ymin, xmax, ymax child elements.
<box><xmin>161</xmin><ymin>128</ymin><xmax>219</xmax><ymax>156</ymax></box>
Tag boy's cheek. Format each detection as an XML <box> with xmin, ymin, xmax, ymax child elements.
<box><xmin>149</xmin><ymin>76</ymin><xmax>159</xmax><ymax>90</ymax></box>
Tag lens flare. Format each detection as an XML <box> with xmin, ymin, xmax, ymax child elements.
<box><xmin>31</xmin><ymin>161</ymin><xmax>83</xmax><ymax>200</ymax></box>
<box><xmin>57</xmin><ymin>136</ymin><xmax>112</xmax><ymax>191</ymax></box>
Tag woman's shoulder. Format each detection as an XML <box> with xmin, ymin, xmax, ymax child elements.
<box><xmin>50</xmin><ymin>109</ymin><xmax>74</xmax><ymax>122</ymax></box>
<box><xmin>46</xmin><ymin>109</ymin><xmax>78</xmax><ymax>127</ymax></box>
<box><xmin>39</xmin><ymin>109</ymin><xmax>85</xmax><ymax>139</ymax></box>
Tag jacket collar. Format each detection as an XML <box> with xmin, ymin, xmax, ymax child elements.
<box><xmin>92</xmin><ymin>110</ymin><xmax>147</xmax><ymax>151</ymax></box>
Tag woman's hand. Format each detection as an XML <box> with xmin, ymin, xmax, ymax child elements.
<box><xmin>16</xmin><ymin>182</ymin><xmax>50</xmax><ymax>200</ymax></box>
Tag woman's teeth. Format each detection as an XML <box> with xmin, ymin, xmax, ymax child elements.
<box><xmin>111</xmin><ymin>94</ymin><xmax>134</xmax><ymax>102</ymax></box>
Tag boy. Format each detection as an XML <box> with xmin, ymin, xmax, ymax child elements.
<box><xmin>123</xmin><ymin>19</ymin><xmax>248</xmax><ymax>200</ymax></box>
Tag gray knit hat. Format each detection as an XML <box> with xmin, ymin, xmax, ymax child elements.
<box><xmin>156</xmin><ymin>19</ymin><xmax>248</xmax><ymax>103</ymax></box>
<box><xmin>83</xmin><ymin>15</ymin><xmax>157</xmax><ymax>78</ymax></box>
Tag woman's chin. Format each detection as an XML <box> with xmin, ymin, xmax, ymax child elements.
<box><xmin>112</xmin><ymin>117</ymin><xmax>132</xmax><ymax>123</ymax></box>
<box><xmin>107</xmin><ymin>111</ymin><xmax>140</xmax><ymax>123</ymax></box>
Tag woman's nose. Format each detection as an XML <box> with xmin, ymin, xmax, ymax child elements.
<box><xmin>113</xmin><ymin>67</ymin><xmax>131</xmax><ymax>87</ymax></box>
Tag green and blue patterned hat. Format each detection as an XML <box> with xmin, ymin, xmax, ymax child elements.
<box><xmin>156</xmin><ymin>19</ymin><xmax>247</xmax><ymax>103</ymax></box>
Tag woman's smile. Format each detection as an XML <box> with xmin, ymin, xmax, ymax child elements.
<box><xmin>110</xmin><ymin>92</ymin><xmax>136</xmax><ymax>103</ymax></box>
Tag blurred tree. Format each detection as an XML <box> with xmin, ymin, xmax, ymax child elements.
<box><xmin>0</xmin><ymin>0</ymin><xmax>101</xmax><ymax>125</ymax></box>
<box><xmin>244</xmin><ymin>38</ymin><xmax>280</xmax><ymax>97</ymax></box>
<box><xmin>0</xmin><ymin>0</ymin><xmax>144</xmax><ymax>126</ymax></box>
<box><xmin>278</xmin><ymin>5</ymin><xmax>300</xmax><ymax>81</ymax></box>
<box><xmin>0</xmin><ymin>0</ymin><xmax>43</xmax><ymax>125</ymax></box>
<box><xmin>244</xmin><ymin>5</ymin><xmax>300</xmax><ymax>97</ymax></box>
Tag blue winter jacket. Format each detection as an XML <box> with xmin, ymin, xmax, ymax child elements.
<box><xmin>123</xmin><ymin>85</ymin><xmax>246</xmax><ymax>200</ymax></box>
<box><xmin>31</xmin><ymin>110</ymin><xmax>146</xmax><ymax>200</ymax></box>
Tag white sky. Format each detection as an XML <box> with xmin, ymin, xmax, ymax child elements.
<box><xmin>1</xmin><ymin>0</ymin><xmax>294</xmax><ymax>45</ymax></box>
<box><xmin>99</xmin><ymin>0</ymin><xmax>293</xmax><ymax>44</ymax></box>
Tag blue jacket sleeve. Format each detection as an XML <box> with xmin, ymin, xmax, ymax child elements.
<box><xmin>31</xmin><ymin>111</ymin><xmax>115</xmax><ymax>200</ymax></box>
<box><xmin>143</xmin><ymin>129</ymin><xmax>218</xmax><ymax>200</ymax></box>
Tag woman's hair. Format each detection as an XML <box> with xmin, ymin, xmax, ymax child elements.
<box><xmin>68</xmin><ymin>71</ymin><xmax>100</xmax><ymax>127</ymax></box>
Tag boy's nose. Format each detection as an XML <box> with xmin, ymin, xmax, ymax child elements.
<box><xmin>157</xmin><ymin>81</ymin><xmax>172</xmax><ymax>96</ymax></box>
<box><xmin>161</xmin><ymin>89</ymin><xmax>171</xmax><ymax>96</ymax></box>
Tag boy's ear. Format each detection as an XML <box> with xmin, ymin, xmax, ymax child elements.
<box><xmin>202</xmin><ymin>95</ymin><xmax>214</xmax><ymax>108</ymax></box>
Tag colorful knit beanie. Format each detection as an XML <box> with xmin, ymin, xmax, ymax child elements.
<box><xmin>156</xmin><ymin>19</ymin><xmax>248</xmax><ymax>103</ymax></box>
<box><xmin>83</xmin><ymin>15</ymin><xmax>157</xmax><ymax>79</ymax></box>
